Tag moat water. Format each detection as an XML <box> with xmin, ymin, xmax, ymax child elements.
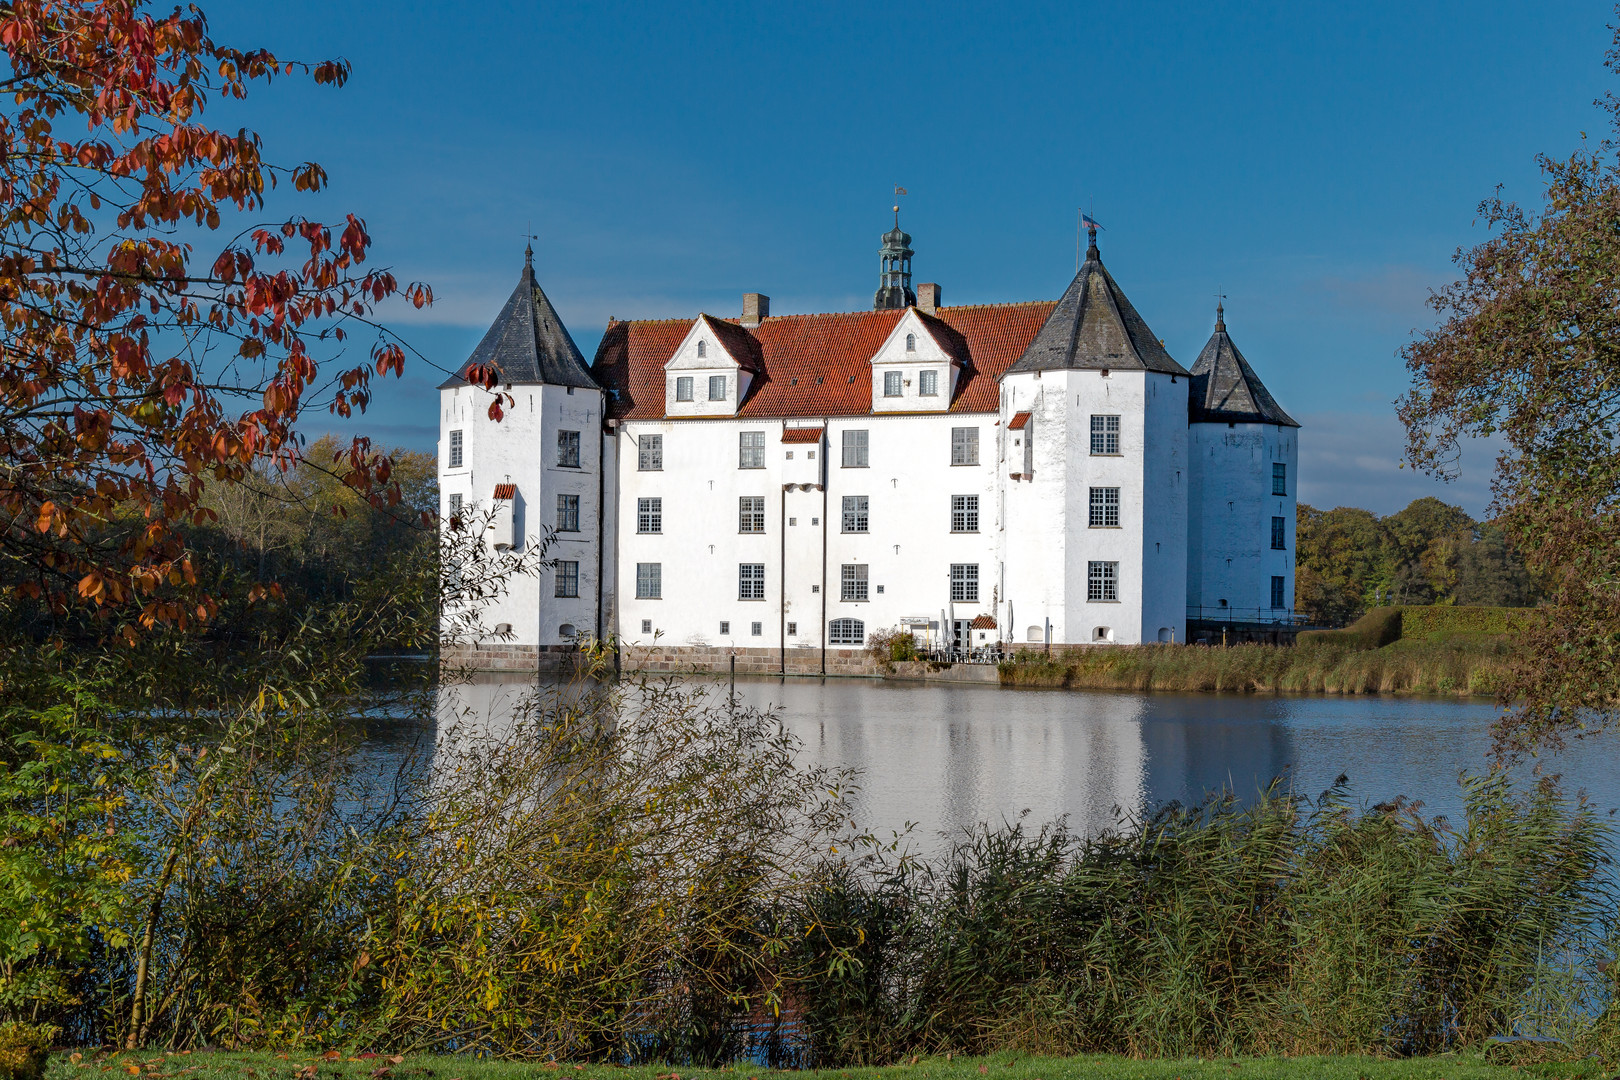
<box><xmin>403</xmin><ymin>674</ymin><xmax>1620</xmax><ymax>852</ymax></box>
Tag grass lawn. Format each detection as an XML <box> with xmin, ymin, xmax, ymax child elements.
<box><xmin>46</xmin><ymin>1048</ymin><xmax>1612</xmax><ymax>1080</ymax></box>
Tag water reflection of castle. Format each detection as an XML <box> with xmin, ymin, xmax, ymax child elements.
<box><xmin>432</xmin><ymin>676</ymin><xmax>1298</xmax><ymax>848</ymax></box>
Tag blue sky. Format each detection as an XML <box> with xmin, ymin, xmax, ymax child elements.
<box><xmin>211</xmin><ymin>0</ymin><xmax>1614</xmax><ymax>516</ymax></box>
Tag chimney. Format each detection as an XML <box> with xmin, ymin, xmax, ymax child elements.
<box><xmin>917</xmin><ymin>282</ymin><xmax>942</xmax><ymax>315</ymax></box>
<box><xmin>741</xmin><ymin>292</ymin><xmax>770</xmax><ymax>327</ymax></box>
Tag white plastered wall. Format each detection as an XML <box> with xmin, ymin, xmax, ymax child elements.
<box><xmin>1186</xmin><ymin>422</ymin><xmax>1297</xmax><ymax>620</ymax></box>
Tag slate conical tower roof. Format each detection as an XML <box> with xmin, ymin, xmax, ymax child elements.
<box><xmin>438</xmin><ymin>246</ymin><xmax>598</xmax><ymax>390</ymax></box>
<box><xmin>1187</xmin><ymin>303</ymin><xmax>1298</xmax><ymax>427</ymax></box>
<box><xmin>1005</xmin><ymin>228</ymin><xmax>1188</xmax><ymax>376</ymax></box>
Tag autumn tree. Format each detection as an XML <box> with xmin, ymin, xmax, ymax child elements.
<box><xmin>1399</xmin><ymin>20</ymin><xmax>1620</xmax><ymax>753</ymax></box>
<box><xmin>0</xmin><ymin>0</ymin><xmax>440</xmax><ymax>634</ymax></box>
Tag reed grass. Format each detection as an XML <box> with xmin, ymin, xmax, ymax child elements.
<box><xmin>998</xmin><ymin>638</ymin><xmax>1516</xmax><ymax>697</ymax></box>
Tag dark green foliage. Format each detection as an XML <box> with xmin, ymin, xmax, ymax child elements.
<box><xmin>0</xmin><ymin>1022</ymin><xmax>52</xmax><ymax>1080</ymax></box>
<box><xmin>1295</xmin><ymin>500</ymin><xmax>1540</xmax><ymax>625</ymax></box>
<box><xmin>1298</xmin><ymin>607</ymin><xmax>1405</xmax><ymax>649</ymax></box>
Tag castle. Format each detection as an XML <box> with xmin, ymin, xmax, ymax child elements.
<box><xmin>437</xmin><ymin>217</ymin><xmax>1300</xmax><ymax>674</ymax></box>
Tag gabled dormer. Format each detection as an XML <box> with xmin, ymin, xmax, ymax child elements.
<box><xmin>868</xmin><ymin>308</ymin><xmax>968</xmax><ymax>412</ymax></box>
<box><xmin>663</xmin><ymin>314</ymin><xmax>763</xmax><ymax>417</ymax></box>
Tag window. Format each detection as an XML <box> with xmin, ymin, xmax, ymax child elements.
<box><xmin>560</xmin><ymin>623</ymin><xmax>577</xmax><ymax>638</ymax></box>
<box><xmin>675</xmin><ymin>376</ymin><xmax>693</xmax><ymax>402</ymax></box>
<box><xmin>447</xmin><ymin>493</ymin><xmax>463</xmax><ymax>518</ymax></box>
<box><xmin>920</xmin><ymin>369</ymin><xmax>938</xmax><ymax>396</ymax></box>
<box><xmin>557</xmin><ymin>493</ymin><xmax>580</xmax><ymax>532</ymax></box>
<box><xmin>1272</xmin><ymin>462</ymin><xmax>1288</xmax><ymax>496</ymax></box>
<box><xmin>751</xmin><ymin>621</ymin><xmax>762</xmax><ymax>637</ymax></box>
<box><xmin>786</xmin><ymin>621</ymin><xmax>798</xmax><ymax>636</ymax></box>
<box><xmin>636</xmin><ymin>563</ymin><xmax>661</xmax><ymax>599</ymax></box>
<box><xmin>641</xmin><ymin>619</ymin><xmax>653</xmax><ymax>634</ymax></box>
<box><xmin>557</xmin><ymin>429</ymin><xmax>581</xmax><ymax>468</ymax></box>
<box><xmin>739</xmin><ymin>563</ymin><xmax>765</xmax><ymax>600</ymax></box>
<box><xmin>950</xmin><ymin>563</ymin><xmax>979</xmax><ymax>602</ymax></box>
<box><xmin>708</xmin><ymin>374</ymin><xmax>727</xmax><ymax>401</ymax></box>
<box><xmin>697</xmin><ymin>339</ymin><xmax>707</xmax><ymax>358</ymax></box>
<box><xmin>448</xmin><ymin>429</ymin><xmax>464</xmax><ymax>468</ymax></box>
<box><xmin>1271</xmin><ymin>516</ymin><xmax>1286</xmax><ymax>550</ymax></box>
<box><xmin>720</xmin><ymin>621</ymin><xmax>731</xmax><ymax>635</ymax></box>
<box><xmin>842</xmin><ymin>429</ymin><xmax>869</xmax><ymax>467</ymax></box>
<box><xmin>829</xmin><ymin>618</ymin><xmax>864</xmax><ymax>645</ymax></box>
<box><xmin>555</xmin><ymin>561</ymin><xmax>579</xmax><ymax>598</ymax></box>
<box><xmin>1271</xmin><ymin>575</ymin><xmax>1287</xmax><ymax>609</ymax></box>
<box><xmin>841</xmin><ymin>564</ymin><xmax>868</xmax><ymax>602</ymax></box>
<box><xmin>951</xmin><ymin>495</ymin><xmax>979</xmax><ymax>533</ymax></box>
<box><xmin>842</xmin><ymin>495</ymin><xmax>868</xmax><ymax>533</ymax></box>
<box><xmin>905</xmin><ymin>332</ymin><xmax>916</xmax><ymax>351</ymax></box>
<box><xmin>1090</xmin><ymin>415</ymin><xmax>1120</xmax><ymax>455</ymax></box>
<box><xmin>637</xmin><ymin>497</ymin><xmax>661</xmax><ymax>534</ymax></box>
<box><xmin>1089</xmin><ymin>487</ymin><xmax>1120</xmax><ymax>527</ymax></box>
<box><xmin>739</xmin><ymin>431</ymin><xmax>765</xmax><ymax>469</ymax></box>
<box><xmin>1088</xmin><ymin>561</ymin><xmax>1119</xmax><ymax>602</ymax></box>
<box><xmin>883</xmin><ymin>371</ymin><xmax>903</xmax><ymax>397</ymax></box>
<box><xmin>951</xmin><ymin>426</ymin><xmax>979</xmax><ymax>466</ymax></box>
<box><xmin>638</xmin><ymin>434</ymin><xmax>662</xmax><ymax>471</ymax></box>
<box><xmin>739</xmin><ymin>496</ymin><xmax>765</xmax><ymax>533</ymax></box>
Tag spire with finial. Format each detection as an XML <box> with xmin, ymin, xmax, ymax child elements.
<box><xmin>524</xmin><ymin>241</ymin><xmax>534</xmax><ymax>270</ymax></box>
<box><xmin>1215</xmin><ymin>300</ymin><xmax>1225</xmax><ymax>333</ymax></box>
<box><xmin>873</xmin><ymin>205</ymin><xmax>916</xmax><ymax>310</ymax></box>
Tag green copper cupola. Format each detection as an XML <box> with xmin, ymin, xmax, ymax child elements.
<box><xmin>873</xmin><ymin>207</ymin><xmax>916</xmax><ymax>310</ymax></box>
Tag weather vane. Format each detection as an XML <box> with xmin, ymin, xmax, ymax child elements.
<box><xmin>893</xmin><ymin>185</ymin><xmax>907</xmax><ymax>225</ymax></box>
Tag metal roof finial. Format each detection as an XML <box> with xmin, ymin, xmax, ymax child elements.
<box><xmin>1215</xmin><ymin>289</ymin><xmax>1227</xmax><ymax>332</ymax></box>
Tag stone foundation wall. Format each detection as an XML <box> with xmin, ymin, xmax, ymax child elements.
<box><xmin>620</xmin><ymin>644</ymin><xmax>881</xmax><ymax>678</ymax></box>
<box><xmin>440</xmin><ymin>642</ymin><xmax>583</xmax><ymax>673</ymax></box>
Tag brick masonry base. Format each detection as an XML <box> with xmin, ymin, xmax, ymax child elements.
<box><xmin>440</xmin><ymin>643</ymin><xmax>882</xmax><ymax>677</ymax></box>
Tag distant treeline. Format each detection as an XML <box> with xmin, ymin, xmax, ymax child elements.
<box><xmin>1295</xmin><ymin>497</ymin><xmax>1540</xmax><ymax>625</ymax></box>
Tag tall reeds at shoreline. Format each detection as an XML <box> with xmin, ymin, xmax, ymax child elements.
<box><xmin>999</xmin><ymin>638</ymin><xmax>1516</xmax><ymax>697</ymax></box>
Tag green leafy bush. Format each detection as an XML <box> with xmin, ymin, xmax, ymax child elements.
<box><xmin>0</xmin><ymin>1022</ymin><xmax>53</xmax><ymax>1080</ymax></box>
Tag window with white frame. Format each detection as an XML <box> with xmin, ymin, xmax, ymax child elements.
<box><xmin>675</xmin><ymin>376</ymin><xmax>693</xmax><ymax>402</ymax></box>
<box><xmin>1271</xmin><ymin>575</ymin><xmax>1287</xmax><ymax>609</ymax></box>
<box><xmin>557</xmin><ymin>493</ymin><xmax>580</xmax><ymax>532</ymax></box>
<box><xmin>1088</xmin><ymin>561</ymin><xmax>1119</xmax><ymax>602</ymax></box>
<box><xmin>841</xmin><ymin>564</ymin><xmax>868</xmax><ymax>602</ymax></box>
<box><xmin>739</xmin><ymin>496</ymin><xmax>765</xmax><ymax>533</ymax></box>
<box><xmin>739</xmin><ymin>431</ymin><xmax>765</xmax><ymax>469</ymax></box>
<box><xmin>739</xmin><ymin>563</ymin><xmax>765</xmax><ymax>600</ymax></box>
<box><xmin>708</xmin><ymin>374</ymin><xmax>727</xmax><ymax>401</ymax></box>
<box><xmin>557</xmin><ymin>429</ymin><xmax>581</xmax><ymax>468</ymax></box>
<box><xmin>636</xmin><ymin>562</ymin><xmax>661</xmax><ymax>599</ymax></box>
<box><xmin>555</xmin><ymin>561</ymin><xmax>579</xmax><ymax>598</ymax></box>
<box><xmin>1090</xmin><ymin>415</ymin><xmax>1120</xmax><ymax>455</ymax></box>
<box><xmin>719</xmin><ymin>620</ymin><xmax>730</xmax><ymax>635</ymax></box>
<box><xmin>842</xmin><ymin>429</ymin><xmax>868</xmax><ymax>467</ymax></box>
<box><xmin>829</xmin><ymin>618</ymin><xmax>864</xmax><ymax>645</ymax></box>
<box><xmin>951</xmin><ymin>495</ymin><xmax>979</xmax><ymax>533</ymax></box>
<box><xmin>905</xmin><ymin>333</ymin><xmax>916</xmax><ymax>351</ymax></box>
<box><xmin>638</xmin><ymin>434</ymin><xmax>662</xmax><ymax>470</ymax></box>
<box><xmin>951</xmin><ymin>426</ymin><xmax>978</xmax><ymax>465</ymax></box>
<box><xmin>883</xmin><ymin>371</ymin><xmax>903</xmax><ymax>397</ymax></box>
<box><xmin>751</xmin><ymin>621</ymin><xmax>762</xmax><ymax>637</ymax></box>
<box><xmin>919</xmin><ymin>369</ymin><xmax>938</xmax><ymax>396</ymax></box>
<box><xmin>448</xmin><ymin>429</ymin><xmax>464</xmax><ymax>468</ymax></box>
<box><xmin>842</xmin><ymin>495</ymin><xmax>868</xmax><ymax>533</ymax></box>
<box><xmin>637</xmin><ymin>497</ymin><xmax>661</xmax><ymax>534</ymax></box>
<box><xmin>641</xmin><ymin>618</ymin><xmax>653</xmax><ymax>634</ymax></box>
<box><xmin>950</xmin><ymin>563</ymin><xmax>979</xmax><ymax>602</ymax></box>
<box><xmin>1271</xmin><ymin>516</ymin><xmax>1286</xmax><ymax>550</ymax></box>
<box><xmin>1089</xmin><ymin>487</ymin><xmax>1120</xmax><ymax>527</ymax></box>
<box><xmin>1272</xmin><ymin>462</ymin><xmax>1288</xmax><ymax>496</ymax></box>
<box><xmin>447</xmin><ymin>493</ymin><xmax>463</xmax><ymax>519</ymax></box>
<box><xmin>697</xmin><ymin>339</ymin><xmax>707</xmax><ymax>359</ymax></box>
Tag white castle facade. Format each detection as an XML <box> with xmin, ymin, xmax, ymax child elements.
<box><xmin>437</xmin><ymin>220</ymin><xmax>1300</xmax><ymax>674</ymax></box>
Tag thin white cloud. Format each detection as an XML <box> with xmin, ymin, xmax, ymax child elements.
<box><xmin>1298</xmin><ymin>410</ymin><xmax>1499</xmax><ymax>518</ymax></box>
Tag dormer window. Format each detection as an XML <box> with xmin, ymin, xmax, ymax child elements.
<box><xmin>676</xmin><ymin>376</ymin><xmax>693</xmax><ymax>402</ymax></box>
<box><xmin>883</xmin><ymin>371</ymin><xmax>903</xmax><ymax>397</ymax></box>
<box><xmin>919</xmin><ymin>370</ymin><xmax>938</xmax><ymax>397</ymax></box>
<box><xmin>905</xmin><ymin>333</ymin><xmax>916</xmax><ymax>352</ymax></box>
<box><xmin>708</xmin><ymin>375</ymin><xmax>727</xmax><ymax>401</ymax></box>
<box><xmin>697</xmin><ymin>340</ymin><xmax>707</xmax><ymax>358</ymax></box>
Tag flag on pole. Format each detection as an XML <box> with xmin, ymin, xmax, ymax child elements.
<box><xmin>895</xmin><ymin>185</ymin><xmax>908</xmax><ymax>196</ymax></box>
<box><xmin>1082</xmin><ymin>213</ymin><xmax>1103</xmax><ymax>231</ymax></box>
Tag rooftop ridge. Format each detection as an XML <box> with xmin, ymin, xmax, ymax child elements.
<box><xmin>612</xmin><ymin>298</ymin><xmax>1058</xmax><ymax>327</ymax></box>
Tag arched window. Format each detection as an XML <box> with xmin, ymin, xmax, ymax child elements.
<box><xmin>697</xmin><ymin>340</ymin><xmax>707</xmax><ymax>358</ymax></box>
<box><xmin>1027</xmin><ymin>625</ymin><xmax>1043</xmax><ymax>643</ymax></box>
<box><xmin>559</xmin><ymin>623</ymin><xmax>577</xmax><ymax>639</ymax></box>
<box><xmin>1093</xmin><ymin>626</ymin><xmax>1113</xmax><ymax>642</ymax></box>
<box><xmin>829</xmin><ymin>618</ymin><xmax>865</xmax><ymax>645</ymax></box>
<box><xmin>905</xmin><ymin>333</ymin><xmax>916</xmax><ymax>351</ymax></box>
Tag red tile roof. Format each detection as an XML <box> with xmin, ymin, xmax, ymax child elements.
<box><xmin>492</xmin><ymin>483</ymin><xmax>516</xmax><ymax>500</ymax></box>
<box><xmin>593</xmin><ymin>302</ymin><xmax>1055</xmax><ymax>421</ymax></box>
<box><xmin>971</xmin><ymin>614</ymin><xmax>998</xmax><ymax>630</ymax></box>
<box><xmin>1008</xmin><ymin>411</ymin><xmax>1032</xmax><ymax>430</ymax></box>
<box><xmin>781</xmin><ymin>427</ymin><xmax>824</xmax><ymax>443</ymax></box>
